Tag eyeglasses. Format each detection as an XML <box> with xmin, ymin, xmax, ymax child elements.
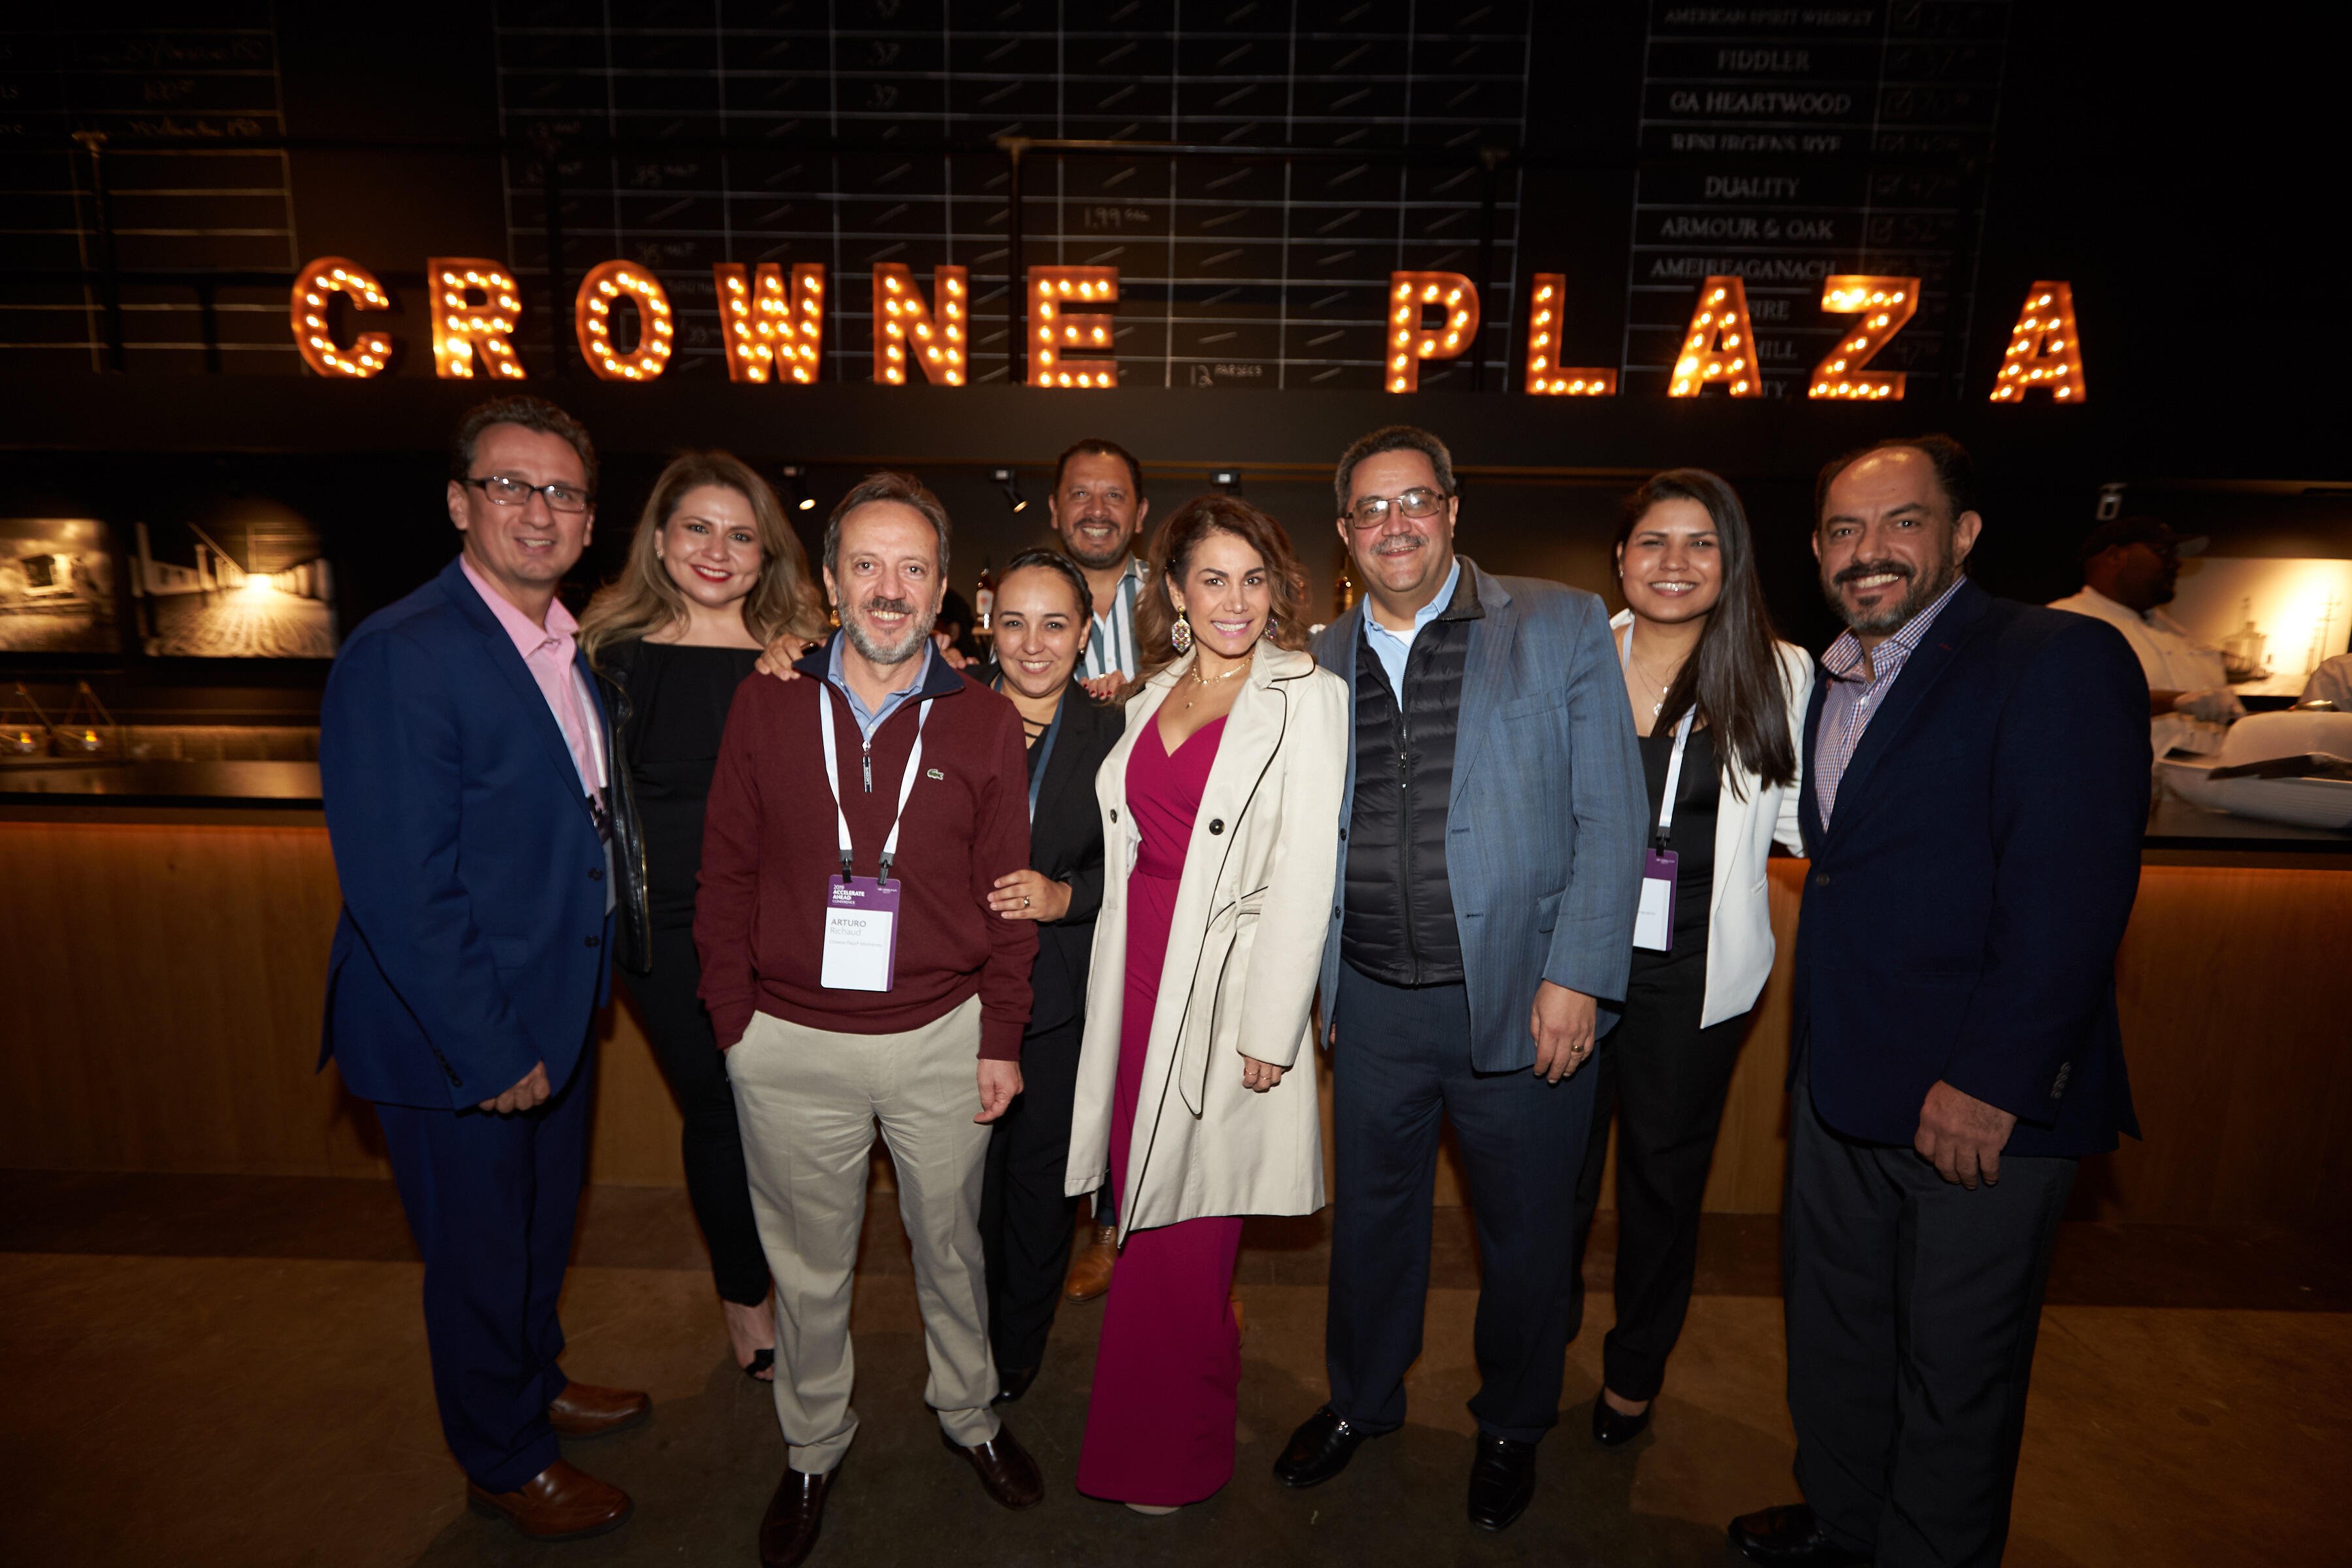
<box><xmin>1344</xmin><ymin>487</ymin><xmax>1448</xmax><ymax>531</ymax></box>
<box><xmin>461</xmin><ymin>474</ymin><xmax>591</xmax><ymax>514</ymax></box>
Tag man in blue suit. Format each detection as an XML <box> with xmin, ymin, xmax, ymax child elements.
<box><xmin>1274</xmin><ymin>425</ymin><xmax>1646</xmax><ymax>1531</ymax></box>
<box><xmin>1729</xmin><ymin>436</ymin><xmax>2149</xmax><ymax>1568</ymax></box>
<box><xmin>320</xmin><ymin>396</ymin><xmax>651</xmax><ymax>1543</ymax></box>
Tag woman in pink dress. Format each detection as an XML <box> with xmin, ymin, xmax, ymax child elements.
<box><xmin>1064</xmin><ymin>495</ymin><xmax>1348</xmax><ymax>1512</ymax></box>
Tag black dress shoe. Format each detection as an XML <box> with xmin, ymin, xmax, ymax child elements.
<box><xmin>1727</xmin><ymin>1503</ymin><xmax>1872</xmax><ymax>1565</ymax></box>
<box><xmin>759</xmin><ymin>1465</ymin><xmax>835</xmax><ymax>1568</ymax></box>
<box><xmin>943</xmin><ymin>1422</ymin><xmax>1045</xmax><ymax>1509</ymax></box>
<box><xmin>1273</xmin><ymin>1406</ymin><xmax>1383</xmax><ymax>1488</ymax></box>
<box><xmin>1590</xmin><ymin>1392</ymin><xmax>1652</xmax><ymax>1447</ymax></box>
<box><xmin>992</xmin><ymin>1364</ymin><xmax>1039</xmax><ymax>1405</ymax></box>
<box><xmin>1465</xmin><ymin>1433</ymin><xmax>1537</xmax><ymax>1531</ymax></box>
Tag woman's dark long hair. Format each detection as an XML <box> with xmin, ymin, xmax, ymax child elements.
<box><xmin>1132</xmin><ymin>494</ymin><xmax>1315</xmax><ymax>684</ymax></box>
<box><xmin>1615</xmin><ymin>469</ymin><xmax>1797</xmax><ymax>796</ymax></box>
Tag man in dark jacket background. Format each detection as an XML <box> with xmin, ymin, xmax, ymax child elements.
<box><xmin>1729</xmin><ymin>436</ymin><xmax>2149</xmax><ymax>1568</ymax></box>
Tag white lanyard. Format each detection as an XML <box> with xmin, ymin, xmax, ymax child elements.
<box><xmin>1620</xmin><ymin>625</ymin><xmax>1696</xmax><ymax>840</ymax></box>
<box><xmin>817</xmin><ymin>687</ymin><xmax>930</xmax><ymax>883</ymax></box>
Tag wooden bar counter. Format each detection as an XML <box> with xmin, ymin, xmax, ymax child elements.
<box><xmin>4</xmin><ymin>772</ymin><xmax>2347</xmax><ymax>1230</ymax></box>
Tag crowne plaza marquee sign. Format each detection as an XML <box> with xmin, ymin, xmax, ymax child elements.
<box><xmin>290</xmin><ymin>255</ymin><xmax>2088</xmax><ymax>405</ymax></box>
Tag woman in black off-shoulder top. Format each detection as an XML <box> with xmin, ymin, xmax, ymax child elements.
<box><xmin>581</xmin><ymin>451</ymin><xmax>830</xmax><ymax>1382</ymax></box>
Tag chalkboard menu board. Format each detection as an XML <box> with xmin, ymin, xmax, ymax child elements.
<box><xmin>0</xmin><ymin>3</ymin><xmax>299</xmax><ymax>373</ymax></box>
<box><xmin>494</xmin><ymin>0</ymin><xmax>1533</xmax><ymax>389</ymax></box>
<box><xmin>1621</xmin><ymin>1</ymin><xmax>2008</xmax><ymax>398</ymax></box>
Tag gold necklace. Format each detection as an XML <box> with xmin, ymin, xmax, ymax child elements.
<box><xmin>1178</xmin><ymin>657</ymin><xmax>1247</xmax><ymax>710</ymax></box>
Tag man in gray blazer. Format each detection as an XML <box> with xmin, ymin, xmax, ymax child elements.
<box><xmin>1274</xmin><ymin>425</ymin><xmax>1646</xmax><ymax>1531</ymax></box>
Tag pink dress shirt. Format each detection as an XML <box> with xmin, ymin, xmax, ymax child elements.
<box><xmin>460</xmin><ymin>555</ymin><xmax>606</xmax><ymax>802</ymax></box>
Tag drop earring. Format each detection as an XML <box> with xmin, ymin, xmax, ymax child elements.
<box><xmin>1261</xmin><ymin>612</ymin><xmax>1278</xmax><ymax>642</ymax></box>
<box><xmin>1170</xmin><ymin>611</ymin><xmax>1193</xmax><ymax>654</ymax></box>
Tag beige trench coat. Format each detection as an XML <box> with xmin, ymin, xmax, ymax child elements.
<box><xmin>1063</xmin><ymin>644</ymin><xmax>1348</xmax><ymax>1243</ymax></box>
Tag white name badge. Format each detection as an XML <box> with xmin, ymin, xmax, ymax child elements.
<box><xmin>1633</xmin><ymin>848</ymin><xmax>1678</xmax><ymax>953</ymax></box>
<box><xmin>820</xmin><ymin>877</ymin><xmax>901</xmax><ymax>992</ymax></box>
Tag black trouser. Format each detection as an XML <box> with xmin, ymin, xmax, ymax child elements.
<box><xmin>1785</xmin><ymin>1064</ymin><xmax>2076</xmax><ymax>1568</ymax></box>
<box><xmin>979</xmin><ymin>1017</ymin><xmax>1083</xmax><ymax>1377</ymax></box>
<box><xmin>375</xmin><ymin>1049</ymin><xmax>593</xmax><ymax>1492</ymax></box>
<box><xmin>1326</xmin><ymin>962</ymin><xmax>1595</xmax><ymax>1443</ymax></box>
<box><xmin>623</xmin><ymin>923</ymin><xmax>772</xmax><ymax>1306</ymax></box>
<box><xmin>1567</xmin><ymin>943</ymin><xmax>1750</xmax><ymax>1402</ymax></box>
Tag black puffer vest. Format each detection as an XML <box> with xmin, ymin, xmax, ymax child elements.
<box><xmin>1340</xmin><ymin>566</ymin><xmax>1482</xmax><ymax>985</ymax></box>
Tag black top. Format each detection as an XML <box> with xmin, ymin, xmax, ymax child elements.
<box><xmin>1637</xmin><ymin>719</ymin><xmax>1719</xmax><ymax>955</ymax></box>
<box><xmin>1007</xmin><ymin>682</ymin><xmax>1126</xmax><ymax>1036</ymax></box>
<box><xmin>1340</xmin><ymin>564</ymin><xmax>1482</xmax><ymax>987</ymax></box>
<box><xmin>604</xmin><ymin>638</ymin><xmax>759</xmax><ymax>930</ymax></box>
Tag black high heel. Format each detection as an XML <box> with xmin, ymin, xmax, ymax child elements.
<box><xmin>1591</xmin><ymin>1392</ymin><xmax>1652</xmax><ymax>1446</ymax></box>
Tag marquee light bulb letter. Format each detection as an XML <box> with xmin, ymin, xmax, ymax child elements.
<box><xmin>1667</xmin><ymin>276</ymin><xmax>1761</xmax><ymax>397</ymax></box>
<box><xmin>713</xmin><ymin>262</ymin><xmax>825</xmax><ymax>385</ymax></box>
<box><xmin>873</xmin><ymin>263</ymin><xmax>968</xmax><ymax>386</ymax></box>
<box><xmin>1028</xmin><ymin>267</ymin><xmax>1120</xmax><ymax>387</ymax></box>
<box><xmin>1521</xmin><ymin>274</ymin><xmax>1616</xmax><ymax>397</ymax></box>
<box><xmin>1808</xmin><ymin>275</ymin><xmax>1919</xmax><ymax>401</ymax></box>
<box><xmin>574</xmin><ymin>261</ymin><xmax>675</xmax><ymax>382</ymax></box>
<box><xmin>1385</xmin><ymin>272</ymin><xmax>1480</xmax><ymax>393</ymax></box>
<box><xmin>289</xmin><ymin>257</ymin><xmax>391</xmax><ymax>379</ymax></box>
<box><xmin>1989</xmin><ymin>280</ymin><xmax>2087</xmax><ymax>404</ymax></box>
<box><xmin>428</xmin><ymin>257</ymin><xmax>525</xmax><ymax>380</ymax></box>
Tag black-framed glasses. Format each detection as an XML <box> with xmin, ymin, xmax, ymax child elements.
<box><xmin>1344</xmin><ymin>487</ymin><xmax>1449</xmax><ymax>531</ymax></box>
<box><xmin>461</xmin><ymin>474</ymin><xmax>591</xmax><ymax>514</ymax></box>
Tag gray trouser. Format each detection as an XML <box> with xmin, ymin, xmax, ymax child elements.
<box><xmin>1785</xmin><ymin>1068</ymin><xmax>2075</xmax><ymax>1568</ymax></box>
<box><xmin>729</xmin><ymin>996</ymin><xmax>1000</xmax><ymax>1474</ymax></box>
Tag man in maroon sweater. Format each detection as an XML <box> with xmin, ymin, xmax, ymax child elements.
<box><xmin>696</xmin><ymin>472</ymin><xmax>1043</xmax><ymax>1568</ymax></box>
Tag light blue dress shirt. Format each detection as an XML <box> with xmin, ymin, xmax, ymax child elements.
<box><xmin>826</xmin><ymin>634</ymin><xmax>936</xmax><ymax>738</ymax></box>
<box><xmin>1360</xmin><ymin>557</ymin><xmax>1462</xmax><ymax>695</ymax></box>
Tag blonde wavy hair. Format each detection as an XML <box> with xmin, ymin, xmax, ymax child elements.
<box><xmin>580</xmin><ymin>451</ymin><xmax>829</xmax><ymax>661</ymax></box>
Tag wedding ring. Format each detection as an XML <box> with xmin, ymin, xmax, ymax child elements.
<box><xmin>1023</xmin><ymin>894</ymin><xmax>1032</xmax><ymax>908</ymax></box>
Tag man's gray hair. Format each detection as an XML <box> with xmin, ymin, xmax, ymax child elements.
<box><xmin>823</xmin><ymin>470</ymin><xmax>952</xmax><ymax>579</ymax></box>
<box><xmin>1334</xmin><ymin>424</ymin><xmax>1458</xmax><ymax>516</ymax></box>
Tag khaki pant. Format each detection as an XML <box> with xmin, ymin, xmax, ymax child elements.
<box><xmin>728</xmin><ymin>996</ymin><xmax>1000</xmax><ymax>1473</ymax></box>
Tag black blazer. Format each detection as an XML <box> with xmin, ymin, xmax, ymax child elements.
<box><xmin>1016</xmin><ymin>686</ymin><xmax>1126</xmax><ymax>1036</ymax></box>
<box><xmin>1792</xmin><ymin>579</ymin><xmax>2151</xmax><ymax>1158</ymax></box>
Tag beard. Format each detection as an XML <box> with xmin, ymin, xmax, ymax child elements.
<box><xmin>1060</xmin><ymin>513</ymin><xmax>1130</xmax><ymax>569</ymax></box>
<box><xmin>842</xmin><ymin>594</ymin><xmax>936</xmax><ymax>666</ymax></box>
<box><xmin>1820</xmin><ymin>537</ymin><xmax>1961</xmax><ymax>636</ymax></box>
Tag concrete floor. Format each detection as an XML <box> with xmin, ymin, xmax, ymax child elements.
<box><xmin>4</xmin><ymin>1171</ymin><xmax>2347</xmax><ymax>1567</ymax></box>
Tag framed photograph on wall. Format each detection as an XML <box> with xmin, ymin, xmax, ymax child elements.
<box><xmin>132</xmin><ymin>502</ymin><xmax>340</xmax><ymax>660</ymax></box>
<box><xmin>2167</xmin><ymin>556</ymin><xmax>2352</xmax><ymax>699</ymax></box>
<box><xmin>0</xmin><ymin>518</ymin><xmax>123</xmax><ymax>655</ymax></box>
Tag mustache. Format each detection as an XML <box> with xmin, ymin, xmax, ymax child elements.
<box><xmin>1833</xmin><ymin>559</ymin><xmax>1914</xmax><ymax>587</ymax></box>
<box><xmin>857</xmin><ymin>595</ymin><xmax>917</xmax><ymax>617</ymax></box>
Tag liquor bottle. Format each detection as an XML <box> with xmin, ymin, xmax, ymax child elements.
<box><xmin>974</xmin><ymin>558</ymin><xmax>996</xmax><ymax>630</ymax></box>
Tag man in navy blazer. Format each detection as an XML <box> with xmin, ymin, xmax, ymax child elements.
<box><xmin>319</xmin><ymin>397</ymin><xmax>649</xmax><ymax>1543</ymax></box>
<box><xmin>1730</xmin><ymin>436</ymin><xmax>2149</xmax><ymax>1568</ymax></box>
<box><xmin>1274</xmin><ymin>426</ymin><xmax>1646</xmax><ymax>1532</ymax></box>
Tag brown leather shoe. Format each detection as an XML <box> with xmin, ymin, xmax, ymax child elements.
<box><xmin>466</xmin><ymin>1460</ymin><xmax>632</xmax><ymax>1541</ymax></box>
<box><xmin>943</xmin><ymin>1422</ymin><xmax>1045</xmax><ymax>1509</ymax></box>
<box><xmin>1063</xmin><ymin>1224</ymin><xmax>1116</xmax><ymax>1301</ymax></box>
<box><xmin>549</xmin><ymin>1380</ymin><xmax>651</xmax><ymax>1438</ymax></box>
<box><xmin>759</xmin><ymin>1464</ymin><xmax>836</xmax><ymax>1568</ymax></box>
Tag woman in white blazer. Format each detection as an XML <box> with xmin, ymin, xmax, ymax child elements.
<box><xmin>1066</xmin><ymin>495</ymin><xmax>1347</xmax><ymax>1514</ymax></box>
<box><xmin>1569</xmin><ymin>468</ymin><xmax>1813</xmax><ymax>1448</ymax></box>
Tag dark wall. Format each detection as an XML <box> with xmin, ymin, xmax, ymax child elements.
<box><xmin>3</xmin><ymin>3</ymin><xmax>2345</xmax><ymax>720</ymax></box>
